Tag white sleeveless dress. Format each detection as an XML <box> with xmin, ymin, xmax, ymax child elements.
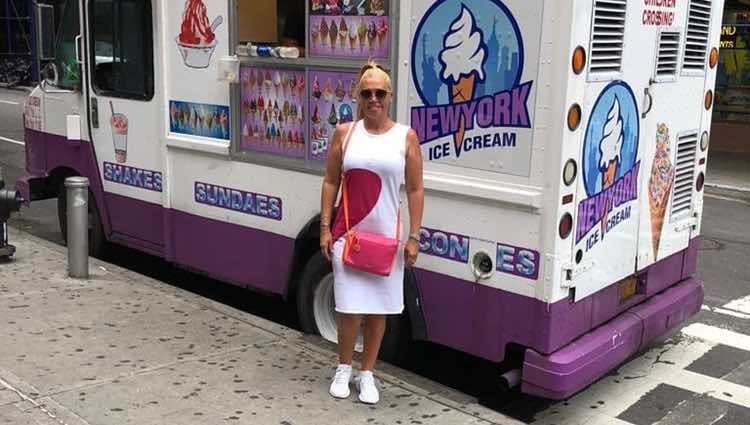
<box><xmin>330</xmin><ymin>121</ymin><xmax>408</xmax><ymax>315</ymax></box>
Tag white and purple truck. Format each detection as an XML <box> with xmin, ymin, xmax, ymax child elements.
<box><xmin>18</xmin><ymin>0</ymin><xmax>722</xmax><ymax>398</ymax></box>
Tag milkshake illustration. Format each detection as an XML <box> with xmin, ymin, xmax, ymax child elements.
<box><xmin>438</xmin><ymin>6</ymin><xmax>487</xmax><ymax>154</ymax></box>
<box><xmin>109</xmin><ymin>102</ymin><xmax>128</xmax><ymax>163</ymax></box>
<box><xmin>377</xmin><ymin>19</ymin><xmax>388</xmax><ymax>49</ymax></box>
<box><xmin>311</xmin><ymin>23</ymin><xmax>320</xmax><ymax>47</ymax></box>
<box><xmin>648</xmin><ymin>123</ymin><xmax>676</xmax><ymax>258</ymax></box>
<box><xmin>176</xmin><ymin>0</ymin><xmax>222</xmax><ymax>69</ymax></box>
<box><xmin>357</xmin><ymin>18</ymin><xmax>366</xmax><ymax>50</ymax></box>
<box><xmin>366</xmin><ymin>21</ymin><xmax>377</xmax><ymax>51</ymax></box>
<box><xmin>335</xmin><ymin>79</ymin><xmax>346</xmax><ymax>102</ymax></box>
<box><xmin>598</xmin><ymin>97</ymin><xmax>624</xmax><ymax>238</ymax></box>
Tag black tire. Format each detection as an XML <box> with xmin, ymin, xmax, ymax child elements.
<box><xmin>57</xmin><ymin>182</ymin><xmax>106</xmax><ymax>257</ymax></box>
<box><xmin>295</xmin><ymin>252</ymin><xmax>411</xmax><ymax>363</ymax></box>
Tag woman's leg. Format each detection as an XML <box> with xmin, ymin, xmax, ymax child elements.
<box><xmin>361</xmin><ymin>314</ymin><xmax>386</xmax><ymax>371</ymax></box>
<box><xmin>337</xmin><ymin>313</ymin><xmax>363</xmax><ymax>364</ymax></box>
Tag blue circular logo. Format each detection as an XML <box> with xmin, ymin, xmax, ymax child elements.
<box><xmin>582</xmin><ymin>81</ymin><xmax>640</xmax><ymax>197</ymax></box>
<box><xmin>411</xmin><ymin>0</ymin><xmax>525</xmax><ymax>107</ymax></box>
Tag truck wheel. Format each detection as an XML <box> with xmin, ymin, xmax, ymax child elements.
<box><xmin>57</xmin><ymin>182</ymin><xmax>106</xmax><ymax>257</ymax></box>
<box><xmin>296</xmin><ymin>252</ymin><xmax>410</xmax><ymax>363</ymax></box>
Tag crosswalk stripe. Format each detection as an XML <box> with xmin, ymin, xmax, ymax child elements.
<box><xmin>702</xmin><ymin>304</ymin><xmax>750</xmax><ymax>320</ymax></box>
<box><xmin>682</xmin><ymin>323</ymin><xmax>750</xmax><ymax>352</ymax></box>
<box><xmin>723</xmin><ymin>295</ymin><xmax>750</xmax><ymax>316</ymax></box>
<box><xmin>668</xmin><ymin>369</ymin><xmax>750</xmax><ymax>408</ymax></box>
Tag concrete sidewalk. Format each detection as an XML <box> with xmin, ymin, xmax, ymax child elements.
<box><xmin>0</xmin><ymin>227</ymin><xmax>521</xmax><ymax>425</ymax></box>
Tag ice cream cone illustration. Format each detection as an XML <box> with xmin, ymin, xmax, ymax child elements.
<box><xmin>377</xmin><ymin>19</ymin><xmax>388</xmax><ymax>49</ymax></box>
<box><xmin>439</xmin><ymin>6</ymin><xmax>487</xmax><ymax>156</ymax></box>
<box><xmin>330</xmin><ymin>21</ymin><xmax>338</xmax><ymax>50</ymax></box>
<box><xmin>311</xmin><ymin>23</ymin><xmax>320</xmax><ymax>47</ymax></box>
<box><xmin>366</xmin><ymin>21</ymin><xmax>376</xmax><ymax>51</ymax></box>
<box><xmin>320</xmin><ymin>18</ymin><xmax>329</xmax><ymax>46</ymax></box>
<box><xmin>648</xmin><ymin>123</ymin><xmax>676</xmax><ymax>258</ymax></box>
<box><xmin>357</xmin><ymin>18</ymin><xmax>366</xmax><ymax>50</ymax></box>
<box><xmin>349</xmin><ymin>23</ymin><xmax>358</xmax><ymax>51</ymax></box>
<box><xmin>339</xmin><ymin>18</ymin><xmax>348</xmax><ymax>47</ymax></box>
<box><xmin>598</xmin><ymin>97</ymin><xmax>624</xmax><ymax>238</ymax></box>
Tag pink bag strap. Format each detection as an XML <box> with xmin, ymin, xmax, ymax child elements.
<box><xmin>340</xmin><ymin>121</ymin><xmax>400</xmax><ymax>240</ymax></box>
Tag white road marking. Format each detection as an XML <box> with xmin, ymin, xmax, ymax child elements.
<box><xmin>705</xmin><ymin>183</ymin><xmax>750</xmax><ymax>194</ymax></box>
<box><xmin>702</xmin><ymin>304</ymin><xmax>750</xmax><ymax>320</ymax></box>
<box><xmin>0</xmin><ymin>99</ymin><xmax>19</xmax><ymax>105</ymax></box>
<box><xmin>682</xmin><ymin>323</ymin><xmax>750</xmax><ymax>351</ymax></box>
<box><xmin>0</xmin><ymin>136</ymin><xmax>24</xmax><ymax>146</ymax></box>
<box><xmin>723</xmin><ymin>295</ymin><xmax>750</xmax><ymax>316</ymax></box>
<box><xmin>0</xmin><ymin>376</ymin><xmax>69</xmax><ymax>425</ymax></box>
<box><xmin>704</xmin><ymin>193</ymin><xmax>750</xmax><ymax>206</ymax></box>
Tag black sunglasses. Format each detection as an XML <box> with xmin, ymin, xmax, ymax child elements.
<box><xmin>359</xmin><ymin>89</ymin><xmax>389</xmax><ymax>100</ymax></box>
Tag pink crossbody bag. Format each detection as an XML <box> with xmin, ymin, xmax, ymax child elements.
<box><xmin>340</xmin><ymin>121</ymin><xmax>400</xmax><ymax>277</ymax></box>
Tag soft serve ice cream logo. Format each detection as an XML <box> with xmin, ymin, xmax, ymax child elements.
<box><xmin>411</xmin><ymin>0</ymin><xmax>532</xmax><ymax>160</ymax></box>
<box><xmin>576</xmin><ymin>81</ymin><xmax>640</xmax><ymax>251</ymax></box>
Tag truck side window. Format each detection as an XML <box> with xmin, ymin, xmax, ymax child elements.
<box><xmin>89</xmin><ymin>0</ymin><xmax>154</xmax><ymax>100</ymax></box>
<box><xmin>43</xmin><ymin>0</ymin><xmax>81</xmax><ymax>90</ymax></box>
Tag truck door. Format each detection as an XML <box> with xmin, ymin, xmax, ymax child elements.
<box><xmin>571</xmin><ymin>0</ymin><xmax>647</xmax><ymax>301</ymax></box>
<box><xmin>84</xmin><ymin>0</ymin><xmax>165</xmax><ymax>251</ymax></box>
<box><xmin>635</xmin><ymin>2</ymin><xmax>712</xmax><ymax>269</ymax></box>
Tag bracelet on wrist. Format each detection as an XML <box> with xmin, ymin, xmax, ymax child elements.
<box><xmin>408</xmin><ymin>235</ymin><xmax>419</xmax><ymax>243</ymax></box>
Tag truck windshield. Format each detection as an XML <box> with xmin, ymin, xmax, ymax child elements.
<box><xmin>45</xmin><ymin>0</ymin><xmax>81</xmax><ymax>90</ymax></box>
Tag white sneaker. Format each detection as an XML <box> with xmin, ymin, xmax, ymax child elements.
<box><xmin>356</xmin><ymin>370</ymin><xmax>379</xmax><ymax>404</ymax></box>
<box><xmin>329</xmin><ymin>364</ymin><xmax>352</xmax><ymax>399</ymax></box>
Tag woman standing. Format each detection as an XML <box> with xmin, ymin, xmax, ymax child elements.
<box><xmin>319</xmin><ymin>62</ymin><xmax>424</xmax><ymax>404</ymax></box>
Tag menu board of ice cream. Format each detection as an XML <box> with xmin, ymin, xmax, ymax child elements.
<box><xmin>240</xmin><ymin>66</ymin><xmax>306</xmax><ymax>158</ymax></box>
<box><xmin>308</xmin><ymin>0</ymin><xmax>389</xmax><ymax>59</ymax></box>
<box><xmin>309</xmin><ymin>70</ymin><xmax>358</xmax><ymax>161</ymax></box>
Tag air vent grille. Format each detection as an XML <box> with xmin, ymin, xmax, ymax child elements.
<box><xmin>590</xmin><ymin>0</ymin><xmax>627</xmax><ymax>74</ymax></box>
<box><xmin>656</xmin><ymin>31</ymin><xmax>680</xmax><ymax>79</ymax></box>
<box><xmin>683</xmin><ymin>0</ymin><xmax>712</xmax><ymax>71</ymax></box>
<box><xmin>671</xmin><ymin>132</ymin><xmax>698</xmax><ymax>218</ymax></box>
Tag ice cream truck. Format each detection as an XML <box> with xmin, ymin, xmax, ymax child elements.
<box><xmin>18</xmin><ymin>0</ymin><xmax>723</xmax><ymax>398</ymax></box>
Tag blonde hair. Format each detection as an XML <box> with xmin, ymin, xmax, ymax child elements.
<box><xmin>356</xmin><ymin>60</ymin><xmax>392</xmax><ymax>119</ymax></box>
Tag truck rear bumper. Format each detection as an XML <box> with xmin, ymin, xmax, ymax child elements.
<box><xmin>15</xmin><ymin>173</ymin><xmax>51</xmax><ymax>206</ymax></box>
<box><xmin>521</xmin><ymin>277</ymin><xmax>703</xmax><ymax>399</ymax></box>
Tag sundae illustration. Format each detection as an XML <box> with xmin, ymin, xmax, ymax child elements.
<box><xmin>598</xmin><ymin>97</ymin><xmax>624</xmax><ymax>238</ymax></box>
<box><xmin>312</xmin><ymin>76</ymin><xmax>322</xmax><ymax>99</ymax></box>
<box><xmin>438</xmin><ymin>6</ymin><xmax>487</xmax><ymax>154</ymax></box>
<box><xmin>311</xmin><ymin>0</ymin><xmax>323</xmax><ymax>13</ymax></box>
<box><xmin>176</xmin><ymin>0</ymin><xmax>223</xmax><ymax>69</ymax></box>
<box><xmin>109</xmin><ymin>102</ymin><xmax>128</xmax><ymax>163</ymax></box>
<box><xmin>648</xmin><ymin>123</ymin><xmax>676</xmax><ymax>258</ymax></box>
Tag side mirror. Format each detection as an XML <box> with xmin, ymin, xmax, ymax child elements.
<box><xmin>36</xmin><ymin>3</ymin><xmax>56</xmax><ymax>61</ymax></box>
<box><xmin>41</xmin><ymin>62</ymin><xmax>59</xmax><ymax>87</ymax></box>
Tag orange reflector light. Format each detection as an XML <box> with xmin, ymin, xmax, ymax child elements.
<box><xmin>709</xmin><ymin>48</ymin><xmax>719</xmax><ymax>69</ymax></box>
<box><xmin>705</xmin><ymin>90</ymin><xmax>713</xmax><ymax>110</ymax></box>
<box><xmin>559</xmin><ymin>213</ymin><xmax>573</xmax><ymax>239</ymax></box>
<box><xmin>572</xmin><ymin>46</ymin><xmax>586</xmax><ymax>75</ymax></box>
<box><xmin>568</xmin><ymin>104</ymin><xmax>581</xmax><ymax>131</ymax></box>
<box><xmin>618</xmin><ymin>277</ymin><xmax>638</xmax><ymax>304</ymax></box>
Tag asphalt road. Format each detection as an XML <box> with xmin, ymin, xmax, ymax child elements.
<box><xmin>1</xmin><ymin>88</ymin><xmax>749</xmax><ymax>424</ymax></box>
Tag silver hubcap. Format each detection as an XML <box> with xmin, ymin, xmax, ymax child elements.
<box><xmin>312</xmin><ymin>272</ymin><xmax>363</xmax><ymax>352</ymax></box>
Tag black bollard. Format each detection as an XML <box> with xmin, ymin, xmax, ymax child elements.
<box><xmin>0</xmin><ymin>168</ymin><xmax>23</xmax><ymax>260</ymax></box>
